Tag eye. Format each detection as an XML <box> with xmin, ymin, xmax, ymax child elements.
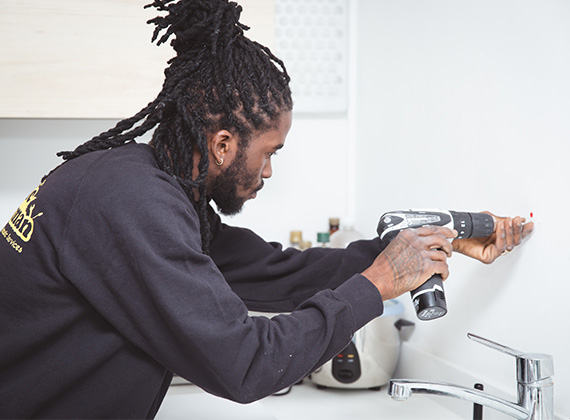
<box><xmin>269</xmin><ymin>151</ymin><xmax>278</xmax><ymax>157</ymax></box>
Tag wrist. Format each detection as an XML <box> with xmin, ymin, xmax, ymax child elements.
<box><xmin>451</xmin><ymin>238</ymin><xmax>464</xmax><ymax>254</ymax></box>
<box><xmin>361</xmin><ymin>266</ymin><xmax>394</xmax><ymax>301</ymax></box>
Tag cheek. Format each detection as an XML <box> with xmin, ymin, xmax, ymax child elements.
<box><xmin>238</xmin><ymin>161</ymin><xmax>262</xmax><ymax>188</ymax></box>
<box><xmin>248</xmin><ymin>156</ymin><xmax>267</xmax><ymax>178</ymax></box>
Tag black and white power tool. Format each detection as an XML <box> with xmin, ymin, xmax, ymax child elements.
<box><xmin>377</xmin><ymin>209</ymin><xmax>494</xmax><ymax>321</ymax></box>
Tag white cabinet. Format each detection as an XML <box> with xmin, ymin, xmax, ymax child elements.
<box><xmin>0</xmin><ymin>0</ymin><xmax>274</xmax><ymax>119</ymax></box>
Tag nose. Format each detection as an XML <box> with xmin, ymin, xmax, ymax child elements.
<box><xmin>262</xmin><ymin>157</ymin><xmax>273</xmax><ymax>179</ymax></box>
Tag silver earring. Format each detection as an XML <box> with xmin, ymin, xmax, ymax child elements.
<box><xmin>216</xmin><ymin>158</ymin><xmax>224</xmax><ymax>166</ymax></box>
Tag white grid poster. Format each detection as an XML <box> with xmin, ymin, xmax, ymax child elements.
<box><xmin>274</xmin><ymin>0</ymin><xmax>349</xmax><ymax>113</ymax></box>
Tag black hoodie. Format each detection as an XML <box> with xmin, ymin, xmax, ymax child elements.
<box><xmin>0</xmin><ymin>142</ymin><xmax>384</xmax><ymax>419</ymax></box>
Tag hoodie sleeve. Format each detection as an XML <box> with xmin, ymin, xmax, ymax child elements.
<box><xmin>208</xmin><ymin>206</ymin><xmax>387</xmax><ymax>313</ymax></box>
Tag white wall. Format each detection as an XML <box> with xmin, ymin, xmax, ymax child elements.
<box><xmin>352</xmin><ymin>0</ymin><xmax>569</xmax><ymax>417</ymax></box>
<box><xmin>0</xmin><ymin>119</ymin><xmax>121</xmax><ymax>219</ymax></box>
<box><xmin>0</xmin><ymin>114</ymin><xmax>350</xmax><ymax>248</ymax></box>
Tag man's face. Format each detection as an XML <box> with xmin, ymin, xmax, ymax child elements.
<box><xmin>210</xmin><ymin>111</ymin><xmax>292</xmax><ymax>215</ymax></box>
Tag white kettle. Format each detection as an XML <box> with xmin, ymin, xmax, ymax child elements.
<box><xmin>310</xmin><ymin>299</ymin><xmax>411</xmax><ymax>390</ymax></box>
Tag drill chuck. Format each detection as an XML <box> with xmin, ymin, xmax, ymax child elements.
<box><xmin>450</xmin><ymin>211</ymin><xmax>494</xmax><ymax>239</ymax></box>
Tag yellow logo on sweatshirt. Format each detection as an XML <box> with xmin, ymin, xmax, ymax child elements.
<box><xmin>2</xmin><ymin>181</ymin><xmax>45</xmax><ymax>253</ymax></box>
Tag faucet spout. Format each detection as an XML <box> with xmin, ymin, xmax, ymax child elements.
<box><xmin>389</xmin><ymin>379</ymin><xmax>529</xmax><ymax>420</ymax></box>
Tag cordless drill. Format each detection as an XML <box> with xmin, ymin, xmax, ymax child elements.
<box><xmin>377</xmin><ymin>209</ymin><xmax>494</xmax><ymax>321</ymax></box>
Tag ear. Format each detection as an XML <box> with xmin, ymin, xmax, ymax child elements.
<box><xmin>209</xmin><ymin>129</ymin><xmax>238</xmax><ymax>167</ymax></box>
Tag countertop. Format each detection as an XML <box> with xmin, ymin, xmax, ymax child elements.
<box><xmin>155</xmin><ymin>380</ymin><xmax>461</xmax><ymax>420</ymax></box>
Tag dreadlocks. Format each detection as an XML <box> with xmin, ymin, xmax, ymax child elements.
<box><xmin>51</xmin><ymin>0</ymin><xmax>292</xmax><ymax>253</ymax></box>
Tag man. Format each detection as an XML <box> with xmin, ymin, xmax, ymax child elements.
<box><xmin>0</xmin><ymin>0</ymin><xmax>532</xmax><ymax>418</ymax></box>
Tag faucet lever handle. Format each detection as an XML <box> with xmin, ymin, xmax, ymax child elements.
<box><xmin>468</xmin><ymin>333</ymin><xmax>554</xmax><ymax>384</ymax></box>
<box><xmin>467</xmin><ymin>333</ymin><xmax>523</xmax><ymax>357</ymax></box>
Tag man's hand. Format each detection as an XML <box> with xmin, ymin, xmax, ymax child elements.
<box><xmin>452</xmin><ymin>212</ymin><xmax>534</xmax><ymax>264</ymax></box>
<box><xmin>362</xmin><ymin>226</ymin><xmax>457</xmax><ymax>301</ymax></box>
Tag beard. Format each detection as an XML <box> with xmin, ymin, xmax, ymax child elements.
<box><xmin>209</xmin><ymin>148</ymin><xmax>262</xmax><ymax>216</ymax></box>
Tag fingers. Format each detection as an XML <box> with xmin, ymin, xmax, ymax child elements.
<box><xmin>504</xmin><ymin>217</ymin><xmax>516</xmax><ymax>251</ymax></box>
<box><xmin>507</xmin><ymin>216</ymin><xmax>526</xmax><ymax>250</ymax></box>
<box><xmin>490</xmin><ymin>216</ymin><xmax>534</xmax><ymax>260</ymax></box>
<box><xmin>432</xmin><ymin>259</ymin><xmax>450</xmax><ymax>281</ymax></box>
<box><xmin>522</xmin><ymin>219</ymin><xmax>534</xmax><ymax>238</ymax></box>
<box><xmin>407</xmin><ymin>225</ymin><xmax>456</xmax><ymax>257</ymax></box>
<box><xmin>428</xmin><ymin>248</ymin><xmax>449</xmax><ymax>263</ymax></box>
<box><xmin>498</xmin><ymin>216</ymin><xmax>533</xmax><ymax>252</ymax></box>
<box><xmin>511</xmin><ymin>217</ymin><xmax>524</xmax><ymax>246</ymax></box>
<box><xmin>495</xmin><ymin>222</ymin><xmax>507</xmax><ymax>253</ymax></box>
<box><xmin>427</xmin><ymin>250</ymin><xmax>451</xmax><ymax>280</ymax></box>
<box><xmin>415</xmin><ymin>225</ymin><xmax>458</xmax><ymax>240</ymax></box>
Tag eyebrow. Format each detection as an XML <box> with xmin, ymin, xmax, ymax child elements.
<box><xmin>273</xmin><ymin>144</ymin><xmax>284</xmax><ymax>151</ymax></box>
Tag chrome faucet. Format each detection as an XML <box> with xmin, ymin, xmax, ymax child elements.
<box><xmin>388</xmin><ymin>333</ymin><xmax>554</xmax><ymax>420</ymax></box>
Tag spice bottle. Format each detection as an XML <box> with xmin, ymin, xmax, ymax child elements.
<box><xmin>316</xmin><ymin>232</ymin><xmax>330</xmax><ymax>247</ymax></box>
<box><xmin>329</xmin><ymin>217</ymin><xmax>340</xmax><ymax>236</ymax></box>
<box><xmin>290</xmin><ymin>230</ymin><xmax>303</xmax><ymax>249</ymax></box>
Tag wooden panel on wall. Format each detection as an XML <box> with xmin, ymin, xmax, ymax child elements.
<box><xmin>0</xmin><ymin>0</ymin><xmax>274</xmax><ymax>119</ymax></box>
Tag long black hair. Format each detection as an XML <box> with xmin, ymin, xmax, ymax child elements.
<box><xmin>51</xmin><ymin>0</ymin><xmax>293</xmax><ymax>252</ymax></box>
